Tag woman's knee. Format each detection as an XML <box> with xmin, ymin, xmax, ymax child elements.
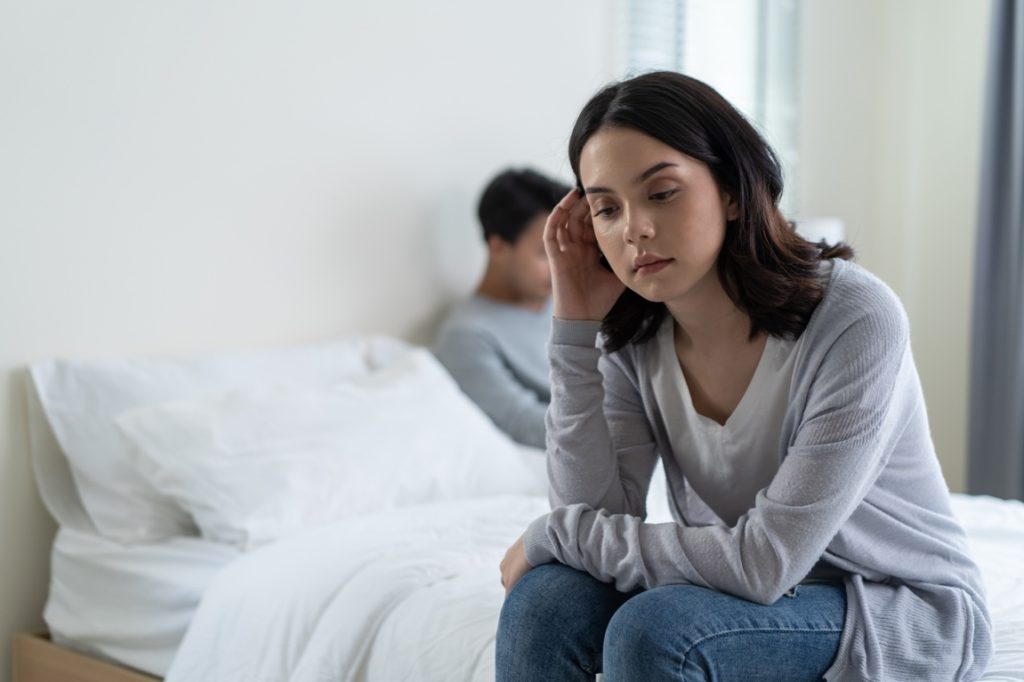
<box><xmin>499</xmin><ymin>564</ymin><xmax>570</xmax><ymax>643</ymax></box>
<box><xmin>498</xmin><ymin>563</ymin><xmax>621</xmax><ymax>642</ymax></box>
<box><xmin>603</xmin><ymin>589</ymin><xmax>688</xmax><ymax>680</ymax></box>
<box><xmin>496</xmin><ymin>563</ymin><xmax>630</xmax><ymax>678</ymax></box>
<box><xmin>603</xmin><ymin>584</ymin><xmax>846</xmax><ymax>682</ymax></box>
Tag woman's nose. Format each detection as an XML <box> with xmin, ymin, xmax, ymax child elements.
<box><xmin>622</xmin><ymin>207</ymin><xmax>655</xmax><ymax>243</ymax></box>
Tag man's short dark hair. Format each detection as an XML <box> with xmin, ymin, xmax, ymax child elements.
<box><xmin>477</xmin><ymin>168</ymin><xmax>570</xmax><ymax>244</ymax></box>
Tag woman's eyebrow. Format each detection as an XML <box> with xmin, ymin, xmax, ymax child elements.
<box><xmin>584</xmin><ymin>162</ymin><xmax>679</xmax><ymax>195</ymax></box>
<box><xmin>636</xmin><ymin>161</ymin><xmax>678</xmax><ymax>183</ymax></box>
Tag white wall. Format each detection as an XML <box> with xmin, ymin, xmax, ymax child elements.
<box><xmin>798</xmin><ymin>0</ymin><xmax>991</xmax><ymax>494</ymax></box>
<box><xmin>0</xmin><ymin>2</ymin><xmax>612</xmax><ymax>677</ymax></box>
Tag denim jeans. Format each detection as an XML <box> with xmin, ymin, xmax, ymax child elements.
<box><xmin>496</xmin><ymin>563</ymin><xmax>846</xmax><ymax>682</ymax></box>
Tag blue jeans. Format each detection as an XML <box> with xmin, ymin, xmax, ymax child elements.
<box><xmin>496</xmin><ymin>563</ymin><xmax>846</xmax><ymax>682</ymax></box>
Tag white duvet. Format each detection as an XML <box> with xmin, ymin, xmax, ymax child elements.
<box><xmin>165</xmin><ymin>492</ymin><xmax>1024</xmax><ymax>682</ymax></box>
<box><xmin>164</xmin><ymin>495</ymin><xmax>550</xmax><ymax>682</ymax></box>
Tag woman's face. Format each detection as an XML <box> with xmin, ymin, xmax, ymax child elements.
<box><xmin>578</xmin><ymin>126</ymin><xmax>737</xmax><ymax>305</ymax></box>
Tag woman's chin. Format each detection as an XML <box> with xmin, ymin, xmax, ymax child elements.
<box><xmin>628</xmin><ymin>281</ymin><xmax>677</xmax><ymax>304</ymax></box>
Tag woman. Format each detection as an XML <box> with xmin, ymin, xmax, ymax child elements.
<box><xmin>496</xmin><ymin>72</ymin><xmax>991</xmax><ymax>681</ymax></box>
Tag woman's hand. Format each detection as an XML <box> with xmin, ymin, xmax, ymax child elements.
<box><xmin>544</xmin><ymin>188</ymin><xmax>626</xmax><ymax>321</ymax></box>
<box><xmin>500</xmin><ymin>534</ymin><xmax>533</xmax><ymax>597</ymax></box>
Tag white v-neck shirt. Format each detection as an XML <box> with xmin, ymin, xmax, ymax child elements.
<box><xmin>651</xmin><ymin>316</ymin><xmax>804</xmax><ymax>527</ymax></box>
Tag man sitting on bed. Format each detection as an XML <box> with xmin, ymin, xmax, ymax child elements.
<box><xmin>433</xmin><ymin>168</ymin><xmax>569</xmax><ymax>449</ymax></box>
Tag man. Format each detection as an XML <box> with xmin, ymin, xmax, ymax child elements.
<box><xmin>433</xmin><ymin>168</ymin><xmax>569</xmax><ymax>448</ymax></box>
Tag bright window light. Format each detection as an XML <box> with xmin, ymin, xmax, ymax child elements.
<box><xmin>614</xmin><ymin>0</ymin><xmax>800</xmax><ymax>214</ymax></box>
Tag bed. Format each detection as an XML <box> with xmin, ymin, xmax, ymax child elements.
<box><xmin>19</xmin><ymin>337</ymin><xmax>1024</xmax><ymax>681</ymax></box>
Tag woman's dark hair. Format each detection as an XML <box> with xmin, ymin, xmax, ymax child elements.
<box><xmin>478</xmin><ymin>168</ymin><xmax>570</xmax><ymax>244</ymax></box>
<box><xmin>568</xmin><ymin>71</ymin><xmax>854</xmax><ymax>352</ymax></box>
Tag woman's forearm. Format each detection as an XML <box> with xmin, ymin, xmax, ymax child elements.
<box><xmin>545</xmin><ymin>319</ymin><xmax>658</xmax><ymax>517</ymax></box>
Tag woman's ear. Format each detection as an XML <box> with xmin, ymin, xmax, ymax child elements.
<box><xmin>723</xmin><ymin>192</ymin><xmax>740</xmax><ymax>221</ymax></box>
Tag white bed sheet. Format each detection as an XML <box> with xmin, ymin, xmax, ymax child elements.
<box><xmin>163</xmin><ymin>494</ymin><xmax>550</xmax><ymax>681</ymax></box>
<box><xmin>950</xmin><ymin>494</ymin><xmax>1024</xmax><ymax>681</ymax></box>
<box><xmin>47</xmin><ymin>488</ymin><xmax>1024</xmax><ymax>681</ymax></box>
<box><xmin>162</xmin><ymin>491</ymin><xmax>1024</xmax><ymax>682</ymax></box>
<box><xmin>45</xmin><ymin>526</ymin><xmax>239</xmax><ymax>677</ymax></box>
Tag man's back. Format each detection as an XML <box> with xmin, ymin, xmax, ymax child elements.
<box><xmin>433</xmin><ymin>295</ymin><xmax>550</xmax><ymax>448</ymax></box>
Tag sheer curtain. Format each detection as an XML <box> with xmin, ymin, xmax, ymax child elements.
<box><xmin>968</xmin><ymin>0</ymin><xmax>1024</xmax><ymax>501</ymax></box>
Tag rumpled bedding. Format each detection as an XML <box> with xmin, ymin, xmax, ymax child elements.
<box><xmin>164</xmin><ymin>495</ymin><xmax>549</xmax><ymax>682</ymax></box>
<box><xmin>164</xmin><ymin>493</ymin><xmax>1024</xmax><ymax>682</ymax></box>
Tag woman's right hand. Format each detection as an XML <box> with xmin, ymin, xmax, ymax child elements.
<box><xmin>544</xmin><ymin>188</ymin><xmax>626</xmax><ymax>321</ymax></box>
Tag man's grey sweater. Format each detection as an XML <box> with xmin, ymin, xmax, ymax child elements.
<box><xmin>432</xmin><ymin>295</ymin><xmax>551</xmax><ymax>448</ymax></box>
<box><xmin>523</xmin><ymin>258</ymin><xmax>992</xmax><ymax>681</ymax></box>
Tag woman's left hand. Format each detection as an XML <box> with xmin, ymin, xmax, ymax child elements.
<box><xmin>500</xmin><ymin>534</ymin><xmax>533</xmax><ymax>597</ymax></box>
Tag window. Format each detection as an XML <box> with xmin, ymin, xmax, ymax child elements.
<box><xmin>614</xmin><ymin>0</ymin><xmax>801</xmax><ymax>213</ymax></box>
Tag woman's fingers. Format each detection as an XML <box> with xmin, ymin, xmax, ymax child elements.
<box><xmin>542</xmin><ymin>206</ymin><xmax>562</xmax><ymax>246</ymax></box>
<box><xmin>555</xmin><ymin>215</ymin><xmax>570</xmax><ymax>253</ymax></box>
<box><xmin>544</xmin><ymin>189</ymin><xmax>578</xmax><ymax>252</ymax></box>
<box><xmin>544</xmin><ymin>187</ymin><xmax>602</xmax><ymax>262</ymax></box>
<box><xmin>565</xmin><ymin>191</ymin><xmax>591</xmax><ymax>243</ymax></box>
<box><xmin>542</xmin><ymin>209</ymin><xmax>562</xmax><ymax>255</ymax></box>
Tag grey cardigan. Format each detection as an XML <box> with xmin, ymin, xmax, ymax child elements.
<box><xmin>523</xmin><ymin>258</ymin><xmax>992</xmax><ymax>681</ymax></box>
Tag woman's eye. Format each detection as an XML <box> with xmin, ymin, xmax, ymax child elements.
<box><xmin>651</xmin><ymin>189</ymin><xmax>678</xmax><ymax>201</ymax></box>
<box><xmin>592</xmin><ymin>206</ymin><xmax>616</xmax><ymax>218</ymax></box>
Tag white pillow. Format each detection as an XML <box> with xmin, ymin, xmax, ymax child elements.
<box><xmin>30</xmin><ymin>336</ymin><xmax>410</xmax><ymax>543</ymax></box>
<box><xmin>115</xmin><ymin>349</ymin><xmax>542</xmax><ymax>550</ymax></box>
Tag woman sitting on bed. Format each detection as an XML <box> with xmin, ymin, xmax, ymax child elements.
<box><xmin>496</xmin><ymin>71</ymin><xmax>992</xmax><ymax>681</ymax></box>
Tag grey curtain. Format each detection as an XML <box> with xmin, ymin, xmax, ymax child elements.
<box><xmin>969</xmin><ymin>0</ymin><xmax>1024</xmax><ymax>500</ymax></box>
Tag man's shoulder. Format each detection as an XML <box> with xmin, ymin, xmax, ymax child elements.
<box><xmin>433</xmin><ymin>300</ymin><xmax>505</xmax><ymax>356</ymax></box>
<box><xmin>438</xmin><ymin>299</ymin><xmax>502</xmax><ymax>336</ymax></box>
<box><xmin>440</xmin><ymin>296</ymin><xmax>546</xmax><ymax>336</ymax></box>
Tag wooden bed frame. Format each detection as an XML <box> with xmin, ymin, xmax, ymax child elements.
<box><xmin>12</xmin><ymin>633</ymin><xmax>160</xmax><ymax>682</ymax></box>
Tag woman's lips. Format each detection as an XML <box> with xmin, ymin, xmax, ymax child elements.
<box><xmin>635</xmin><ymin>258</ymin><xmax>673</xmax><ymax>276</ymax></box>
